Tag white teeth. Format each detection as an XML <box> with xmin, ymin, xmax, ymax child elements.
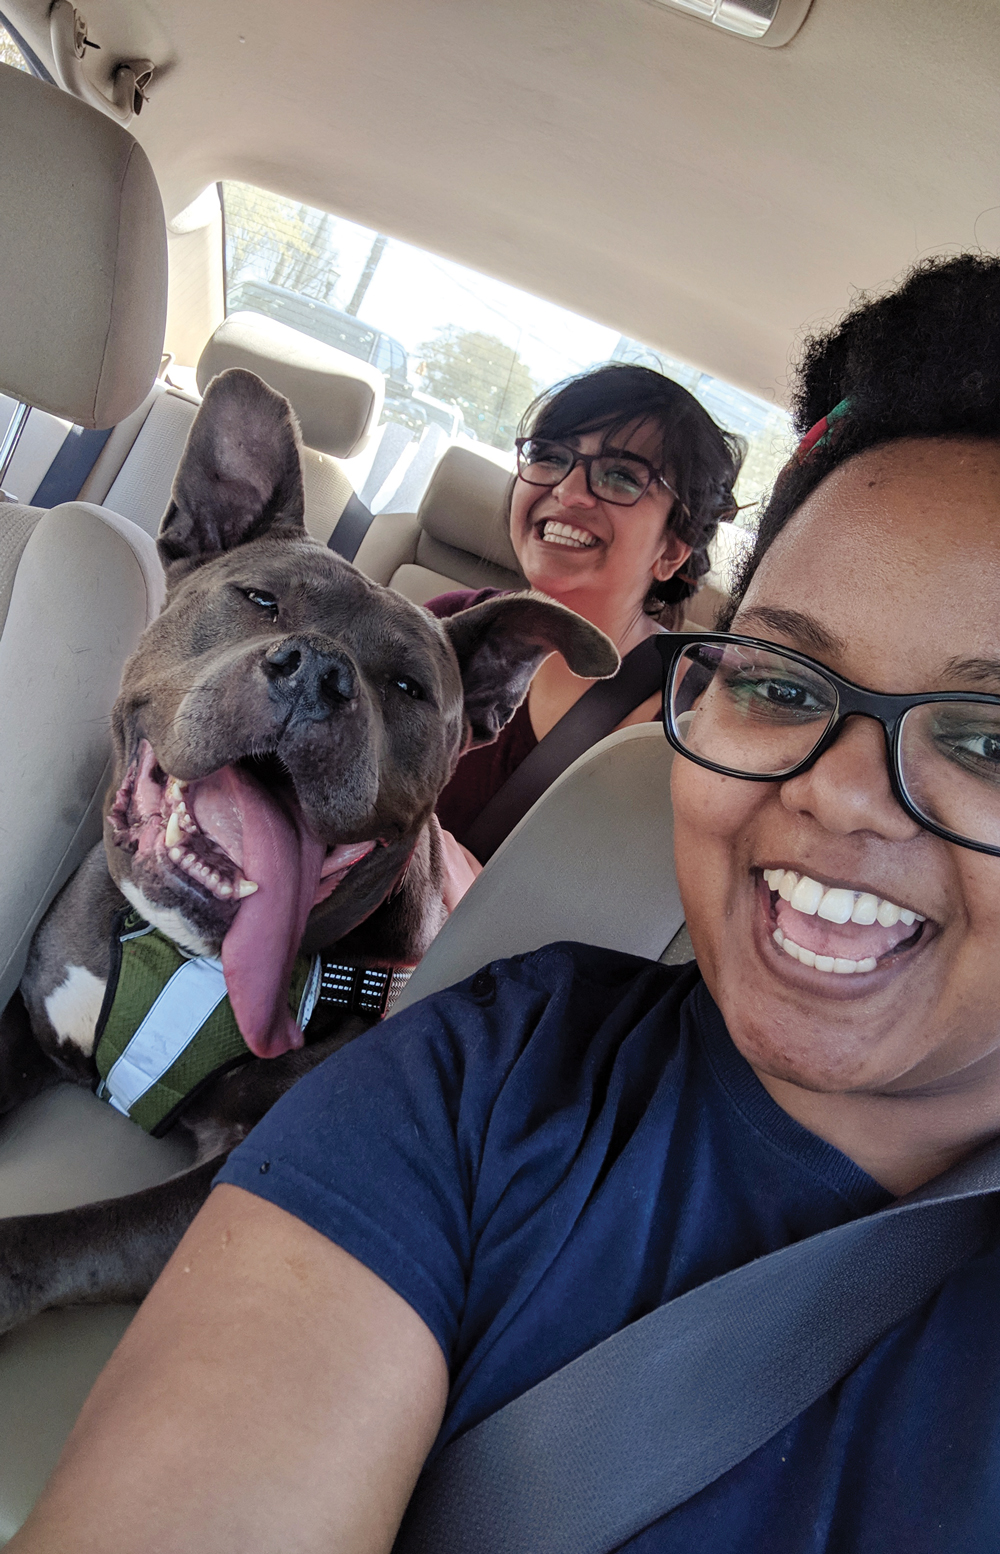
<box><xmin>764</xmin><ymin>869</ymin><xmax>925</xmax><ymax>931</ymax></box>
<box><xmin>184</xmin><ymin>852</ymin><xmax>196</xmax><ymax>866</ymax></box>
<box><xmin>218</xmin><ymin>882</ymin><xmax>233</xmax><ymax>898</ymax></box>
<box><xmin>164</xmin><ymin>811</ymin><xmax>183</xmax><ymax>849</ymax></box>
<box><xmin>169</xmin><ymin>846</ymin><xmax>182</xmax><ymax>862</ymax></box>
<box><xmin>773</xmin><ymin>930</ymin><xmax>874</xmax><ymax>975</ymax></box>
<box><xmin>541</xmin><ymin>520</ymin><xmax>598</xmax><ymax>549</ymax></box>
<box><xmin>164</xmin><ymin>777</ymin><xmax>187</xmax><ymax>802</ymax></box>
<box><xmin>817</xmin><ymin>888</ymin><xmax>855</xmax><ymax>925</ymax></box>
<box><xmin>237</xmin><ymin>879</ymin><xmax>258</xmax><ymax>898</ymax></box>
<box><xmin>789</xmin><ymin>876</ymin><xmax>824</xmax><ymax>915</ymax></box>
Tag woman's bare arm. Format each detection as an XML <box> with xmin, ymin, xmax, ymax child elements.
<box><xmin>8</xmin><ymin>1185</ymin><xmax>449</xmax><ymax>1554</ymax></box>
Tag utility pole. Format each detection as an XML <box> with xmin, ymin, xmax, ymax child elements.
<box><xmin>346</xmin><ymin>233</ymin><xmax>388</xmax><ymax>316</ymax></box>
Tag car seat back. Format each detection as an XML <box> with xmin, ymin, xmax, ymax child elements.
<box><xmin>355</xmin><ymin>443</ymin><xmax>526</xmax><ymax>601</ymax></box>
<box><xmin>0</xmin><ymin>62</ymin><xmax>169</xmax><ymax>1010</ymax></box>
<box><xmin>81</xmin><ymin>311</ymin><xmax>386</xmax><ymax>547</ymax></box>
<box><xmin>396</xmin><ymin>723</ymin><xmax>691</xmax><ymax>1012</ymax></box>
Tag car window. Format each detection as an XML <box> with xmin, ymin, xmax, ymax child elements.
<box><xmin>221</xmin><ymin>180</ymin><xmax>790</xmax><ymax>519</ymax></box>
<box><xmin>0</xmin><ymin>19</ymin><xmax>29</xmax><ymax>71</ymax></box>
<box><xmin>373</xmin><ymin>335</ymin><xmax>393</xmax><ymax>375</ymax></box>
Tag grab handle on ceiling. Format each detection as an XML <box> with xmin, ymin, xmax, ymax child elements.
<box><xmin>49</xmin><ymin>0</ymin><xmax>153</xmax><ymax>126</ymax></box>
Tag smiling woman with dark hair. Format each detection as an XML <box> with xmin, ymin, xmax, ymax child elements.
<box><xmin>430</xmin><ymin>363</ymin><xmax>743</xmax><ymax>856</ymax></box>
<box><xmin>12</xmin><ymin>254</ymin><xmax>1000</xmax><ymax>1554</ymax></box>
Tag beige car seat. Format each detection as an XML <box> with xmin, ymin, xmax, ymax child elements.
<box><xmin>0</xmin><ymin>61</ymin><xmax>197</xmax><ymax>1541</ymax></box>
<box><xmin>355</xmin><ymin>443</ymin><xmax>526</xmax><ymax>601</ymax></box>
<box><xmin>0</xmin><ymin>62</ymin><xmax>167</xmax><ymax>1014</ymax></box>
<box><xmin>77</xmin><ymin>310</ymin><xmax>385</xmax><ymax>546</ymax></box>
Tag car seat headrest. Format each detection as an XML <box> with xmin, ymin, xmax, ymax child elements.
<box><xmin>0</xmin><ymin>64</ymin><xmax>167</xmax><ymax>429</ymax></box>
<box><xmin>196</xmin><ymin>312</ymin><xmax>385</xmax><ymax>458</ymax></box>
<box><xmin>416</xmin><ymin>444</ymin><xmax>521</xmax><ymax>572</ymax></box>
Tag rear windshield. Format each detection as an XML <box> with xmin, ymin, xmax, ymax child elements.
<box><xmin>221</xmin><ymin>181</ymin><xmax>791</xmax><ymax>519</ymax></box>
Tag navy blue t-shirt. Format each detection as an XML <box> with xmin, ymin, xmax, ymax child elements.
<box><xmin>217</xmin><ymin>945</ymin><xmax>1000</xmax><ymax>1552</ymax></box>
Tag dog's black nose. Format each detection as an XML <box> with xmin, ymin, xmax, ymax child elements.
<box><xmin>262</xmin><ymin>639</ymin><xmax>359</xmax><ymax>721</ymax></box>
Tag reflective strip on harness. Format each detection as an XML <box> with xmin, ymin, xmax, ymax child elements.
<box><xmin>100</xmin><ymin>956</ymin><xmax>228</xmax><ymax>1119</ymax></box>
<box><xmin>93</xmin><ymin>910</ymin><xmax>412</xmax><ymax>1136</ymax></box>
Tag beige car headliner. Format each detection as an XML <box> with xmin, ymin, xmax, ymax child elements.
<box><xmin>7</xmin><ymin>0</ymin><xmax>1000</xmax><ymax>404</ymax></box>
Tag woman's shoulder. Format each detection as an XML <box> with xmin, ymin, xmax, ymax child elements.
<box><xmin>423</xmin><ymin>587</ymin><xmax>509</xmax><ymax>620</ymax></box>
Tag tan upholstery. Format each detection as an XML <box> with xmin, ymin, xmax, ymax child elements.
<box><xmin>356</xmin><ymin>444</ymin><xmax>526</xmax><ymax>601</ymax></box>
<box><xmin>86</xmin><ymin>315</ymin><xmax>379</xmax><ymax>542</ymax></box>
<box><xmin>197</xmin><ymin>312</ymin><xmax>383</xmax><ymax>458</ymax></box>
<box><xmin>397</xmin><ymin>723</ymin><xmax>687</xmax><ymax>1009</ymax></box>
<box><xmin>0</xmin><ymin>64</ymin><xmax>166</xmax><ymax>429</ymax></box>
<box><xmin>0</xmin><ymin>503</ymin><xmax>164</xmax><ymax>1012</ymax></box>
<box><xmin>100</xmin><ymin>387</ymin><xmax>201</xmax><ymax>536</ymax></box>
<box><xmin>418</xmin><ymin>446</ymin><xmax>520</xmax><ymax>571</ymax></box>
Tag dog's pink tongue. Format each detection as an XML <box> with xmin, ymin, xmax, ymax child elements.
<box><xmin>193</xmin><ymin>767</ymin><xmax>327</xmax><ymax>1059</ymax></box>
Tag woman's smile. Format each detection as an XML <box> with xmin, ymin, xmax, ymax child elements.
<box><xmin>755</xmin><ymin>866</ymin><xmax>931</xmax><ymax>986</ymax></box>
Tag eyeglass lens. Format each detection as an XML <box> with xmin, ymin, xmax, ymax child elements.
<box><xmin>668</xmin><ymin>640</ymin><xmax>1000</xmax><ymax>851</ymax></box>
<box><xmin>517</xmin><ymin>440</ymin><xmax>653</xmax><ymax>505</ymax></box>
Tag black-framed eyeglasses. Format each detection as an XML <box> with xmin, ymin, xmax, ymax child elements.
<box><xmin>654</xmin><ymin>632</ymin><xmax>1000</xmax><ymax>857</ymax></box>
<box><xmin>514</xmin><ymin>437</ymin><xmax>681</xmax><ymax>509</ymax></box>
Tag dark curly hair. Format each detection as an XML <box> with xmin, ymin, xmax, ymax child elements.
<box><xmin>720</xmin><ymin>254</ymin><xmax>1000</xmax><ymax>628</ymax></box>
<box><xmin>510</xmin><ymin>363</ymin><xmax>745</xmax><ymax>629</ymax></box>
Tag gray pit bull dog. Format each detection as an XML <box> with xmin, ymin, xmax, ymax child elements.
<box><xmin>0</xmin><ymin>368</ymin><xmax>617</xmax><ymax>1333</ymax></box>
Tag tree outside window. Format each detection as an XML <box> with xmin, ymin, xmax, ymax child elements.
<box><xmin>415</xmin><ymin>327</ymin><xmax>538</xmax><ymax>451</ymax></box>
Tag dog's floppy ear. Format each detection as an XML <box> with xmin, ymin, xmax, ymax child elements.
<box><xmin>158</xmin><ymin>368</ymin><xmax>306</xmax><ymax>576</ymax></box>
<box><xmin>441</xmin><ymin>593</ymin><xmax>620</xmax><ymax>746</ymax></box>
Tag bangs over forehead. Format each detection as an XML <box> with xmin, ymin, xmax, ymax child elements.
<box><xmin>523</xmin><ymin>362</ymin><xmax>744</xmax><ymax>541</ymax></box>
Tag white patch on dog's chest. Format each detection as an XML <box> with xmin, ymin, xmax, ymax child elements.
<box><xmin>120</xmin><ymin>881</ymin><xmax>215</xmax><ymax>958</ymax></box>
<box><xmin>44</xmin><ymin>965</ymin><xmax>108</xmax><ymax>1055</ymax></box>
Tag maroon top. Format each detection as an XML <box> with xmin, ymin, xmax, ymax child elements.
<box><xmin>425</xmin><ymin>587</ymin><xmax>538</xmax><ymax>847</ymax></box>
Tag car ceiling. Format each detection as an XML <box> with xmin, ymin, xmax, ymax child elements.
<box><xmin>7</xmin><ymin>0</ymin><xmax>1000</xmax><ymax>404</ymax></box>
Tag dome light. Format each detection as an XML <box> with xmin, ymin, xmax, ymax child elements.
<box><xmin>648</xmin><ymin>0</ymin><xmax>813</xmax><ymax>47</ymax></box>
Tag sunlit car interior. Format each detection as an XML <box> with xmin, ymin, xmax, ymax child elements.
<box><xmin>0</xmin><ymin>0</ymin><xmax>997</xmax><ymax>1538</ymax></box>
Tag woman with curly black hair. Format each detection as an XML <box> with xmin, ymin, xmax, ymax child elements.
<box><xmin>429</xmin><ymin>363</ymin><xmax>743</xmax><ymax>858</ymax></box>
<box><xmin>15</xmin><ymin>254</ymin><xmax>1000</xmax><ymax>1554</ymax></box>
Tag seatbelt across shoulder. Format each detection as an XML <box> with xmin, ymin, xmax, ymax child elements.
<box><xmin>395</xmin><ymin>1137</ymin><xmax>1000</xmax><ymax>1554</ymax></box>
<box><xmin>462</xmin><ymin>634</ymin><xmax>665</xmax><ymax>864</ymax></box>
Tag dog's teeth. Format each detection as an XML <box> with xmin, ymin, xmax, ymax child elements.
<box><xmin>210</xmin><ymin>871</ymin><xmax>220</xmax><ymax>886</ymax></box>
<box><xmin>237</xmin><ymin>879</ymin><xmax>258</xmax><ymax>898</ymax></box>
<box><xmin>218</xmin><ymin>882</ymin><xmax>233</xmax><ymax>898</ymax></box>
<box><xmin>164</xmin><ymin>811</ymin><xmax>183</xmax><ymax>849</ymax></box>
<box><xmin>184</xmin><ymin>852</ymin><xmax>196</xmax><ymax>866</ymax></box>
<box><xmin>168</xmin><ymin>846</ymin><xmax>183</xmax><ymax>862</ymax></box>
<box><xmin>165</xmin><ymin>777</ymin><xmax>187</xmax><ymax>802</ymax></box>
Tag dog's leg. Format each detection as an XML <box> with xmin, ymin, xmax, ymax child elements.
<box><xmin>0</xmin><ymin>990</ymin><xmax>62</xmax><ymax>1115</ymax></box>
<box><xmin>0</xmin><ymin>1158</ymin><xmax>220</xmax><ymax>1335</ymax></box>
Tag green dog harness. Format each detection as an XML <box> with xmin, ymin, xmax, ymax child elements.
<box><xmin>94</xmin><ymin>909</ymin><xmax>411</xmax><ymax>1136</ymax></box>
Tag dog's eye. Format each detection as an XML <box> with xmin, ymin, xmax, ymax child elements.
<box><xmin>244</xmin><ymin>589</ymin><xmax>279</xmax><ymax>616</ymax></box>
<box><xmin>392</xmin><ymin>677</ymin><xmax>424</xmax><ymax>701</ymax></box>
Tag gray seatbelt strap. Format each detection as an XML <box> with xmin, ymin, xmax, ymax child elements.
<box><xmin>461</xmin><ymin>635</ymin><xmax>664</xmax><ymax>865</ymax></box>
<box><xmin>396</xmin><ymin>1137</ymin><xmax>1000</xmax><ymax>1554</ymax></box>
<box><xmin>30</xmin><ymin>425</ymin><xmax>113</xmax><ymax>506</ymax></box>
<box><xmin>327</xmin><ymin>490</ymin><xmax>377</xmax><ymax>562</ymax></box>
